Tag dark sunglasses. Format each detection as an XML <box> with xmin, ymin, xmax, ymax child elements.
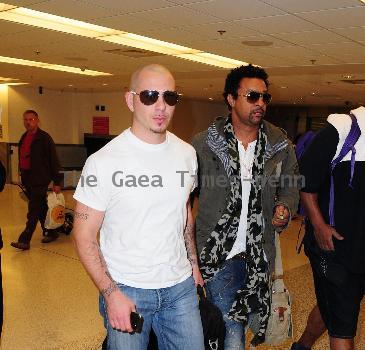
<box><xmin>240</xmin><ymin>91</ymin><xmax>272</xmax><ymax>105</ymax></box>
<box><xmin>131</xmin><ymin>90</ymin><xmax>179</xmax><ymax>106</ymax></box>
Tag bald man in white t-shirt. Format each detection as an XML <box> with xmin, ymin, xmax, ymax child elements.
<box><xmin>73</xmin><ymin>64</ymin><xmax>204</xmax><ymax>350</ymax></box>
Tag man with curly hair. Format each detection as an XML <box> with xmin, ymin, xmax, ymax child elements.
<box><xmin>192</xmin><ymin>64</ymin><xmax>299</xmax><ymax>348</ymax></box>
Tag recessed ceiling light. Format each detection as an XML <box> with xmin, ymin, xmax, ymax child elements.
<box><xmin>102</xmin><ymin>83</ymin><xmax>108</xmax><ymax>86</ymax></box>
<box><xmin>342</xmin><ymin>75</ymin><xmax>353</xmax><ymax>79</ymax></box>
<box><xmin>311</xmin><ymin>92</ymin><xmax>316</xmax><ymax>95</ymax></box>
<box><xmin>208</xmin><ymin>97</ymin><xmax>214</xmax><ymax>101</ymax></box>
<box><xmin>68</xmin><ymin>84</ymin><xmax>73</xmax><ymax>87</ymax></box>
<box><xmin>280</xmin><ymin>86</ymin><xmax>287</xmax><ymax>89</ymax></box>
<box><xmin>0</xmin><ymin>2</ymin><xmax>249</xmax><ymax>69</ymax></box>
<box><xmin>0</xmin><ymin>55</ymin><xmax>111</xmax><ymax>76</ymax></box>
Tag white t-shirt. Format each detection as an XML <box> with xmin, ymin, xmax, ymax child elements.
<box><xmin>74</xmin><ymin>129</ymin><xmax>197</xmax><ymax>289</ymax></box>
<box><xmin>226</xmin><ymin>139</ymin><xmax>256</xmax><ymax>259</ymax></box>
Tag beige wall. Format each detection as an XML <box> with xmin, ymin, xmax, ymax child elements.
<box><xmin>172</xmin><ymin>99</ymin><xmax>227</xmax><ymax>142</ymax></box>
<box><xmin>7</xmin><ymin>86</ymin><xmax>227</xmax><ymax>144</ymax></box>
<box><xmin>0</xmin><ymin>85</ymin><xmax>9</xmax><ymax>143</ymax></box>
<box><xmin>8</xmin><ymin>86</ymin><xmax>77</xmax><ymax>143</ymax></box>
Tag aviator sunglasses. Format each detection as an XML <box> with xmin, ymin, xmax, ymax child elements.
<box><xmin>239</xmin><ymin>91</ymin><xmax>272</xmax><ymax>105</ymax></box>
<box><xmin>130</xmin><ymin>90</ymin><xmax>180</xmax><ymax>106</ymax></box>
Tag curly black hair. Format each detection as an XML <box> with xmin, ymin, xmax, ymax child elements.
<box><xmin>223</xmin><ymin>64</ymin><xmax>269</xmax><ymax>110</ymax></box>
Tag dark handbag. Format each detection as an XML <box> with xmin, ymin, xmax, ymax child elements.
<box><xmin>197</xmin><ymin>285</ymin><xmax>226</xmax><ymax>350</ymax></box>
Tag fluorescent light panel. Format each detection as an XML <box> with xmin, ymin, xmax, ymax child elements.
<box><xmin>0</xmin><ymin>55</ymin><xmax>111</xmax><ymax>76</ymax></box>
<box><xmin>0</xmin><ymin>2</ymin><xmax>248</xmax><ymax>69</ymax></box>
<box><xmin>0</xmin><ymin>82</ymin><xmax>29</xmax><ymax>86</ymax></box>
<box><xmin>0</xmin><ymin>76</ymin><xmax>19</xmax><ymax>82</ymax></box>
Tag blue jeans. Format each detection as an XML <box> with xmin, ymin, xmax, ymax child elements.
<box><xmin>99</xmin><ymin>276</ymin><xmax>204</xmax><ymax>350</ymax></box>
<box><xmin>206</xmin><ymin>258</ymin><xmax>247</xmax><ymax>350</ymax></box>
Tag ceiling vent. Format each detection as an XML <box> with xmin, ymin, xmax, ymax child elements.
<box><xmin>103</xmin><ymin>48</ymin><xmax>162</xmax><ymax>58</ymax></box>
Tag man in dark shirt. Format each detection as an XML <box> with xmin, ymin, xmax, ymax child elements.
<box><xmin>11</xmin><ymin>110</ymin><xmax>63</xmax><ymax>250</ymax></box>
<box><xmin>293</xmin><ymin>106</ymin><xmax>365</xmax><ymax>350</ymax></box>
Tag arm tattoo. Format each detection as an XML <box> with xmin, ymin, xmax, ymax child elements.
<box><xmin>101</xmin><ymin>282</ymin><xmax>118</xmax><ymax>297</ymax></box>
<box><xmin>93</xmin><ymin>242</ymin><xmax>118</xmax><ymax>296</ymax></box>
<box><xmin>74</xmin><ymin>211</ymin><xmax>89</xmax><ymax>221</ymax></box>
<box><xmin>184</xmin><ymin>222</ymin><xmax>198</xmax><ymax>266</ymax></box>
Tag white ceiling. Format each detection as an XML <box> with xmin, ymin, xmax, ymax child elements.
<box><xmin>0</xmin><ymin>0</ymin><xmax>364</xmax><ymax>106</ymax></box>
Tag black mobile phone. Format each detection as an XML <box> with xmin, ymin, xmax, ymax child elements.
<box><xmin>130</xmin><ymin>311</ymin><xmax>144</xmax><ymax>333</ymax></box>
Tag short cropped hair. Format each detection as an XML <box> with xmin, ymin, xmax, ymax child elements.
<box><xmin>23</xmin><ymin>110</ymin><xmax>39</xmax><ymax>117</ymax></box>
<box><xmin>223</xmin><ymin>64</ymin><xmax>269</xmax><ymax>110</ymax></box>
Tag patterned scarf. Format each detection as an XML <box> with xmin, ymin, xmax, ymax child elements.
<box><xmin>199</xmin><ymin>117</ymin><xmax>270</xmax><ymax>346</ymax></box>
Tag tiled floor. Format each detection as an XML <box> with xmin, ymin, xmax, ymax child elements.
<box><xmin>0</xmin><ymin>184</ymin><xmax>363</xmax><ymax>349</ymax></box>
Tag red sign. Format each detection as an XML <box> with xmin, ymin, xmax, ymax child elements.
<box><xmin>93</xmin><ymin>116</ymin><xmax>109</xmax><ymax>135</ymax></box>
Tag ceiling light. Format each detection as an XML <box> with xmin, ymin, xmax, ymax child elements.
<box><xmin>0</xmin><ymin>82</ymin><xmax>28</xmax><ymax>86</ymax></box>
<box><xmin>102</xmin><ymin>83</ymin><xmax>108</xmax><ymax>86</ymax></box>
<box><xmin>0</xmin><ymin>55</ymin><xmax>111</xmax><ymax>76</ymax></box>
<box><xmin>0</xmin><ymin>2</ymin><xmax>249</xmax><ymax>69</ymax></box>
<box><xmin>280</xmin><ymin>86</ymin><xmax>287</xmax><ymax>89</ymax></box>
<box><xmin>0</xmin><ymin>76</ymin><xmax>19</xmax><ymax>82</ymax></box>
<box><xmin>175</xmin><ymin>52</ymin><xmax>245</xmax><ymax>69</ymax></box>
<box><xmin>208</xmin><ymin>97</ymin><xmax>214</xmax><ymax>101</ymax></box>
<box><xmin>342</xmin><ymin>74</ymin><xmax>353</xmax><ymax>79</ymax></box>
<box><xmin>0</xmin><ymin>4</ymin><xmax>118</xmax><ymax>37</ymax></box>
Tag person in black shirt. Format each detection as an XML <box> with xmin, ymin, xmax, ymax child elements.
<box><xmin>292</xmin><ymin>106</ymin><xmax>365</xmax><ymax>350</ymax></box>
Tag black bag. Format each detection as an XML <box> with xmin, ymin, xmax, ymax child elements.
<box><xmin>198</xmin><ymin>285</ymin><xmax>226</xmax><ymax>350</ymax></box>
<box><xmin>0</xmin><ymin>160</ymin><xmax>5</xmax><ymax>193</ymax></box>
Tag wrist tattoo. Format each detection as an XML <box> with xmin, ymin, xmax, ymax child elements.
<box><xmin>75</xmin><ymin>212</ymin><xmax>89</xmax><ymax>221</ymax></box>
<box><xmin>101</xmin><ymin>282</ymin><xmax>118</xmax><ymax>297</ymax></box>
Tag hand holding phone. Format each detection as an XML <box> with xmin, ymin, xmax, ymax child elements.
<box><xmin>130</xmin><ymin>311</ymin><xmax>144</xmax><ymax>334</ymax></box>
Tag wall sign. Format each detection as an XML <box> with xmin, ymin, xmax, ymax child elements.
<box><xmin>93</xmin><ymin>116</ymin><xmax>109</xmax><ymax>135</ymax></box>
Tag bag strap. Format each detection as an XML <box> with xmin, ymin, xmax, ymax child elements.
<box><xmin>274</xmin><ymin>232</ymin><xmax>283</xmax><ymax>278</ymax></box>
<box><xmin>329</xmin><ymin>113</ymin><xmax>361</xmax><ymax>226</ymax></box>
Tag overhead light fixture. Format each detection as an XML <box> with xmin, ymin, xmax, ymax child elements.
<box><xmin>0</xmin><ymin>55</ymin><xmax>111</xmax><ymax>76</ymax></box>
<box><xmin>342</xmin><ymin>74</ymin><xmax>353</xmax><ymax>79</ymax></box>
<box><xmin>0</xmin><ymin>76</ymin><xmax>19</xmax><ymax>82</ymax></box>
<box><xmin>0</xmin><ymin>2</ymin><xmax>248</xmax><ymax>69</ymax></box>
<box><xmin>0</xmin><ymin>82</ymin><xmax>28</xmax><ymax>86</ymax></box>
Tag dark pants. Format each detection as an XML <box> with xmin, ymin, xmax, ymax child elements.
<box><xmin>18</xmin><ymin>171</ymin><xmax>55</xmax><ymax>243</ymax></box>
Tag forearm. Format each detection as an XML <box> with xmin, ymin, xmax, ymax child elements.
<box><xmin>72</xmin><ymin>204</ymin><xmax>117</xmax><ymax>298</ymax></box>
<box><xmin>74</xmin><ymin>236</ymin><xmax>117</xmax><ymax>297</ymax></box>
<box><xmin>184</xmin><ymin>221</ymin><xmax>199</xmax><ymax>268</ymax></box>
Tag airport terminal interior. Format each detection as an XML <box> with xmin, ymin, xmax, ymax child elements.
<box><xmin>0</xmin><ymin>0</ymin><xmax>365</xmax><ymax>349</ymax></box>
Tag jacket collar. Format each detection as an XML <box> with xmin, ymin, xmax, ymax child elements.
<box><xmin>212</xmin><ymin>115</ymin><xmax>288</xmax><ymax>150</ymax></box>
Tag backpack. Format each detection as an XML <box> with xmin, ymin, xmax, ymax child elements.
<box><xmin>295</xmin><ymin>130</ymin><xmax>316</xmax><ymax>161</ymax></box>
<box><xmin>296</xmin><ymin>113</ymin><xmax>361</xmax><ymax>252</ymax></box>
<box><xmin>328</xmin><ymin>113</ymin><xmax>361</xmax><ymax>226</ymax></box>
